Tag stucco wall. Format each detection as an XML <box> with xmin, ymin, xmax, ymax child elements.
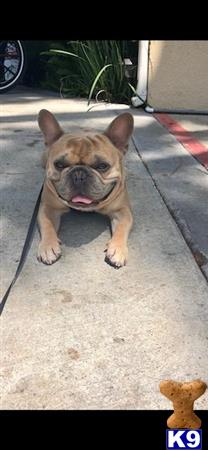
<box><xmin>147</xmin><ymin>41</ymin><xmax>208</xmax><ymax>110</ymax></box>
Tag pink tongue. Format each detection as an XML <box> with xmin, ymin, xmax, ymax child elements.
<box><xmin>71</xmin><ymin>195</ymin><xmax>93</xmax><ymax>204</ymax></box>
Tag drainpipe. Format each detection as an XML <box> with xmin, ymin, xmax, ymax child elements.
<box><xmin>131</xmin><ymin>40</ymin><xmax>149</xmax><ymax>108</ymax></box>
<box><xmin>132</xmin><ymin>40</ymin><xmax>208</xmax><ymax>115</ymax></box>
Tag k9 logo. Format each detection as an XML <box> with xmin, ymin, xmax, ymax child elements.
<box><xmin>166</xmin><ymin>430</ymin><xmax>202</xmax><ymax>449</ymax></box>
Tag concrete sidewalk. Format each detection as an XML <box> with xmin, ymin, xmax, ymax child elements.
<box><xmin>0</xmin><ymin>88</ymin><xmax>208</xmax><ymax>410</ymax></box>
<box><xmin>132</xmin><ymin>111</ymin><xmax>208</xmax><ymax>280</ymax></box>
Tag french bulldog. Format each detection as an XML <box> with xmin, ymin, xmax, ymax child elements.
<box><xmin>37</xmin><ymin>109</ymin><xmax>134</xmax><ymax>268</ymax></box>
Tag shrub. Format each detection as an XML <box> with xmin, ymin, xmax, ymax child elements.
<box><xmin>41</xmin><ymin>40</ymin><xmax>137</xmax><ymax>104</ymax></box>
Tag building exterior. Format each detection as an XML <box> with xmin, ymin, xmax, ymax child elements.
<box><xmin>134</xmin><ymin>41</ymin><xmax>208</xmax><ymax>112</ymax></box>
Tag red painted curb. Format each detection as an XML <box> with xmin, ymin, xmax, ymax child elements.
<box><xmin>154</xmin><ymin>113</ymin><xmax>208</xmax><ymax>170</ymax></box>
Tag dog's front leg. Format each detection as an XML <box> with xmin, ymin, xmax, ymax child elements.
<box><xmin>105</xmin><ymin>207</ymin><xmax>133</xmax><ymax>269</ymax></box>
<box><xmin>37</xmin><ymin>203</ymin><xmax>64</xmax><ymax>265</ymax></box>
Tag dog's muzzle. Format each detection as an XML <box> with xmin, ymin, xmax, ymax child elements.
<box><xmin>70</xmin><ymin>166</ymin><xmax>89</xmax><ymax>187</ymax></box>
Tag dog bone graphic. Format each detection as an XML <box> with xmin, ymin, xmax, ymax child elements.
<box><xmin>160</xmin><ymin>379</ymin><xmax>207</xmax><ymax>429</ymax></box>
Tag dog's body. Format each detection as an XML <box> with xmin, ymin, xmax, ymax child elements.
<box><xmin>37</xmin><ymin>110</ymin><xmax>134</xmax><ymax>268</ymax></box>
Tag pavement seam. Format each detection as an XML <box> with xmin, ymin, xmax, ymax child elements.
<box><xmin>131</xmin><ymin>135</ymin><xmax>208</xmax><ymax>284</ymax></box>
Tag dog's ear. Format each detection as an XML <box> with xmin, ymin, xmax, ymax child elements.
<box><xmin>104</xmin><ymin>113</ymin><xmax>134</xmax><ymax>155</ymax></box>
<box><xmin>38</xmin><ymin>109</ymin><xmax>63</xmax><ymax>146</ymax></box>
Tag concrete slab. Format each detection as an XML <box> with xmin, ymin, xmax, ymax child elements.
<box><xmin>0</xmin><ymin>88</ymin><xmax>208</xmax><ymax>409</ymax></box>
<box><xmin>132</xmin><ymin>110</ymin><xmax>208</xmax><ymax>279</ymax></box>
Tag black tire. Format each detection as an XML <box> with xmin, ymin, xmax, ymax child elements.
<box><xmin>0</xmin><ymin>40</ymin><xmax>27</xmax><ymax>93</ymax></box>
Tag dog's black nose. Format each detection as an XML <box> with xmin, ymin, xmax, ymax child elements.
<box><xmin>71</xmin><ymin>167</ymin><xmax>88</xmax><ymax>185</ymax></box>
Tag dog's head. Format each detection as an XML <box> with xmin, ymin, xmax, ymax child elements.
<box><xmin>38</xmin><ymin>109</ymin><xmax>133</xmax><ymax>211</ymax></box>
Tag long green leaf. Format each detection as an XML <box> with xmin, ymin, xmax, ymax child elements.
<box><xmin>50</xmin><ymin>49</ymin><xmax>78</xmax><ymax>56</ymax></box>
<box><xmin>87</xmin><ymin>64</ymin><xmax>112</xmax><ymax>106</ymax></box>
<box><xmin>49</xmin><ymin>49</ymin><xmax>87</xmax><ymax>63</ymax></box>
<box><xmin>128</xmin><ymin>83</ymin><xmax>137</xmax><ymax>95</ymax></box>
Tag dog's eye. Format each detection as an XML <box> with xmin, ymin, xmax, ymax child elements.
<box><xmin>54</xmin><ymin>160</ymin><xmax>66</xmax><ymax>170</ymax></box>
<box><xmin>95</xmin><ymin>162</ymin><xmax>110</xmax><ymax>171</ymax></box>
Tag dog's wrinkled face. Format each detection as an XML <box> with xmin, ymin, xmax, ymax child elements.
<box><xmin>46</xmin><ymin>134</ymin><xmax>123</xmax><ymax>210</ymax></box>
<box><xmin>38</xmin><ymin>110</ymin><xmax>133</xmax><ymax>211</ymax></box>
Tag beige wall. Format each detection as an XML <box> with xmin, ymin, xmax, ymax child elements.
<box><xmin>147</xmin><ymin>41</ymin><xmax>208</xmax><ymax>110</ymax></box>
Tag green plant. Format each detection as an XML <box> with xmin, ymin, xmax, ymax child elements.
<box><xmin>23</xmin><ymin>41</ymin><xmax>65</xmax><ymax>87</ymax></box>
<box><xmin>41</xmin><ymin>40</ymin><xmax>137</xmax><ymax>104</ymax></box>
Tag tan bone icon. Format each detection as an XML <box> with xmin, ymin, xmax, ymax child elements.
<box><xmin>160</xmin><ymin>379</ymin><xmax>207</xmax><ymax>429</ymax></box>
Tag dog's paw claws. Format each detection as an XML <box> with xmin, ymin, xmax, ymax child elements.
<box><xmin>104</xmin><ymin>240</ymin><xmax>128</xmax><ymax>269</ymax></box>
<box><xmin>104</xmin><ymin>255</ymin><xmax>122</xmax><ymax>269</ymax></box>
<box><xmin>37</xmin><ymin>240</ymin><xmax>62</xmax><ymax>265</ymax></box>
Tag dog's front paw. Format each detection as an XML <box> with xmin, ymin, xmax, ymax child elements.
<box><xmin>104</xmin><ymin>240</ymin><xmax>128</xmax><ymax>269</ymax></box>
<box><xmin>37</xmin><ymin>239</ymin><xmax>61</xmax><ymax>265</ymax></box>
